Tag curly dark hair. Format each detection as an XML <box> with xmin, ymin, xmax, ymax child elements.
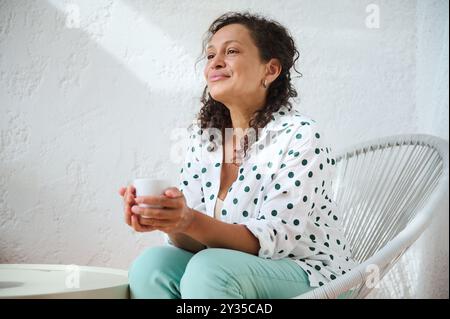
<box><xmin>196</xmin><ymin>11</ymin><xmax>301</xmax><ymax>150</ymax></box>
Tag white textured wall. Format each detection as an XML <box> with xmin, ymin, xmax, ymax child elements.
<box><xmin>0</xmin><ymin>0</ymin><xmax>448</xmax><ymax>298</ymax></box>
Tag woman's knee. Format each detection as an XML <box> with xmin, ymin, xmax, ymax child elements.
<box><xmin>129</xmin><ymin>246</ymin><xmax>175</xmax><ymax>276</ymax></box>
<box><xmin>180</xmin><ymin>249</ymin><xmax>242</xmax><ymax>298</ymax></box>
<box><xmin>129</xmin><ymin>246</ymin><xmax>189</xmax><ymax>298</ymax></box>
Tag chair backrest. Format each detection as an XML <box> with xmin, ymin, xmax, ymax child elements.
<box><xmin>333</xmin><ymin>135</ymin><xmax>447</xmax><ymax>264</ymax></box>
<box><xmin>295</xmin><ymin>134</ymin><xmax>448</xmax><ymax>299</ymax></box>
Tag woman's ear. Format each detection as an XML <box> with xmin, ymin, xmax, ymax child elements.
<box><xmin>265</xmin><ymin>58</ymin><xmax>282</xmax><ymax>83</ymax></box>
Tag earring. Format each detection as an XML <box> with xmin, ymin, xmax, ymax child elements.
<box><xmin>262</xmin><ymin>79</ymin><xmax>268</xmax><ymax>88</ymax></box>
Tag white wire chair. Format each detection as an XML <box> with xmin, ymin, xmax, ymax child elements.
<box><xmin>294</xmin><ymin>134</ymin><xmax>449</xmax><ymax>299</ymax></box>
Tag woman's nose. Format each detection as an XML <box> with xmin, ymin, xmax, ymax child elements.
<box><xmin>209</xmin><ymin>53</ymin><xmax>225</xmax><ymax>69</ymax></box>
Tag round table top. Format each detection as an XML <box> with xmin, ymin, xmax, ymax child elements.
<box><xmin>0</xmin><ymin>264</ymin><xmax>129</xmax><ymax>299</ymax></box>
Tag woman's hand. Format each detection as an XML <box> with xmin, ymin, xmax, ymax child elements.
<box><xmin>118</xmin><ymin>184</ymin><xmax>156</xmax><ymax>232</ymax></box>
<box><xmin>131</xmin><ymin>187</ymin><xmax>195</xmax><ymax>234</ymax></box>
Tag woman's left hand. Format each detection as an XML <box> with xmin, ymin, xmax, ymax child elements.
<box><xmin>131</xmin><ymin>187</ymin><xmax>194</xmax><ymax>234</ymax></box>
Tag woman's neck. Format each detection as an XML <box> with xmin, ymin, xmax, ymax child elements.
<box><xmin>227</xmin><ymin>96</ymin><xmax>265</xmax><ymax>130</ymax></box>
<box><xmin>229</xmin><ymin>109</ymin><xmax>252</xmax><ymax>130</ymax></box>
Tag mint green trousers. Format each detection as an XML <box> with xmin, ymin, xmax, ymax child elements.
<box><xmin>128</xmin><ymin>246</ymin><xmax>314</xmax><ymax>299</ymax></box>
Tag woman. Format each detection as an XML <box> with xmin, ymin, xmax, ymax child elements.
<box><xmin>119</xmin><ymin>11</ymin><xmax>356</xmax><ymax>299</ymax></box>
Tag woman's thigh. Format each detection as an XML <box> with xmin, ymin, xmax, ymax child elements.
<box><xmin>180</xmin><ymin>248</ymin><xmax>313</xmax><ymax>299</ymax></box>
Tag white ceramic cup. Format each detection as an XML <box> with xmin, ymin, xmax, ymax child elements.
<box><xmin>132</xmin><ymin>178</ymin><xmax>172</xmax><ymax>212</ymax></box>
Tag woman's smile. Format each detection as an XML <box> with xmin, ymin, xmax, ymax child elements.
<box><xmin>208</xmin><ymin>71</ymin><xmax>231</xmax><ymax>82</ymax></box>
<box><xmin>209</xmin><ymin>75</ymin><xmax>230</xmax><ymax>82</ymax></box>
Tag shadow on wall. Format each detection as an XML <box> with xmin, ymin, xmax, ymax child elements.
<box><xmin>126</xmin><ymin>0</ymin><xmax>253</xmax><ymax>59</ymax></box>
<box><xmin>0</xmin><ymin>1</ymin><xmax>199</xmax><ymax>267</ymax></box>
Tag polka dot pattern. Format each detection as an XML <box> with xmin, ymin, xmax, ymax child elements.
<box><xmin>176</xmin><ymin>107</ymin><xmax>357</xmax><ymax>289</ymax></box>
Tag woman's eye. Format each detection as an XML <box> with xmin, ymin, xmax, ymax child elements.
<box><xmin>206</xmin><ymin>49</ymin><xmax>238</xmax><ymax>60</ymax></box>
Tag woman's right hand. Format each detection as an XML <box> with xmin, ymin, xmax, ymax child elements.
<box><xmin>119</xmin><ymin>185</ymin><xmax>156</xmax><ymax>232</ymax></box>
<box><xmin>119</xmin><ymin>185</ymin><xmax>204</xmax><ymax>251</ymax></box>
<box><xmin>119</xmin><ymin>185</ymin><xmax>136</xmax><ymax>226</ymax></box>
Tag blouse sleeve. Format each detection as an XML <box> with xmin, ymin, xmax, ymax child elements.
<box><xmin>242</xmin><ymin>122</ymin><xmax>327</xmax><ymax>259</ymax></box>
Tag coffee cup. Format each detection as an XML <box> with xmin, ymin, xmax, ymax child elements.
<box><xmin>132</xmin><ymin>178</ymin><xmax>172</xmax><ymax>212</ymax></box>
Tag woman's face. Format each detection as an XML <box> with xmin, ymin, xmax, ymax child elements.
<box><xmin>204</xmin><ymin>23</ymin><xmax>268</xmax><ymax>105</ymax></box>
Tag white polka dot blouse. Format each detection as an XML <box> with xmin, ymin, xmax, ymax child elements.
<box><xmin>170</xmin><ymin>105</ymin><xmax>357</xmax><ymax>288</ymax></box>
